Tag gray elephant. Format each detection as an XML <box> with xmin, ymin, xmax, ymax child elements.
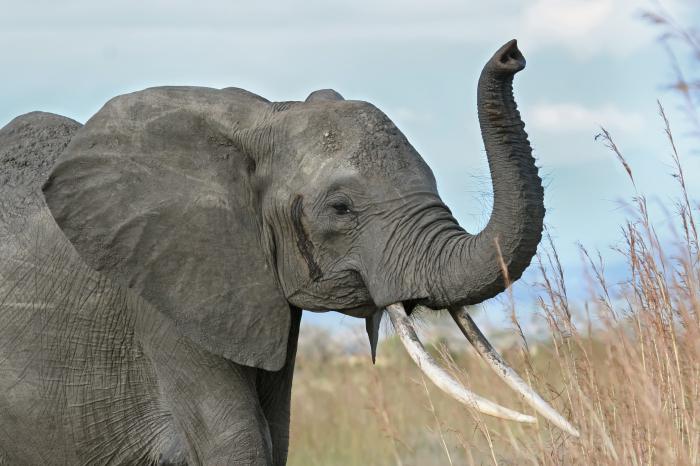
<box><xmin>0</xmin><ymin>40</ymin><xmax>577</xmax><ymax>466</ymax></box>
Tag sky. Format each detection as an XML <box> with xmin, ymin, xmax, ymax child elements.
<box><xmin>2</xmin><ymin>0</ymin><xmax>698</xmax><ymax>336</ymax></box>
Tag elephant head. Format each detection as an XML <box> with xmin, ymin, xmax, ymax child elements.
<box><xmin>43</xmin><ymin>40</ymin><xmax>578</xmax><ymax>435</ymax></box>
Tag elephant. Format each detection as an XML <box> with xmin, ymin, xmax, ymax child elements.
<box><xmin>0</xmin><ymin>40</ymin><xmax>577</xmax><ymax>466</ymax></box>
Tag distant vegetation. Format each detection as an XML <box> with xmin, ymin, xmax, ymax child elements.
<box><xmin>288</xmin><ymin>9</ymin><xmax>700</xmax><ymax>466</ymax></box>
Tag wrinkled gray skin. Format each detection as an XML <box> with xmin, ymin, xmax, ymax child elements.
<box><xmin>0</xmin><ymin>40</ymin><xmax>543</xmax><ymax>465</ymax></box>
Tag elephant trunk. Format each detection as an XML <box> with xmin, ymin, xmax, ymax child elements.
<box><xmin>424</xmin><ymin>39</ymin><xmax>544</xmax><ymax>308</ymax></box>
<box><xmin>379</xmin><ymin>41</ymin><xmax>577</xmax><ymax>437</ymax></box>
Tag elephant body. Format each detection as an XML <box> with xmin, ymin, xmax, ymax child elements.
<box><xmin>0</xmin><ymin>41</ymin><xmax>566</xmax><ymax>465</ymax></box>
<box><xmin>0</xmin><ymin>111</ymin><xmax>300</xmax><ymax>465</ymax></box>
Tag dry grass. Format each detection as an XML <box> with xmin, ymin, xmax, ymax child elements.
<box><xmin>288</xmin><ymin>10</ymin><xmax>700</xmax><ymax>466</ymax></box>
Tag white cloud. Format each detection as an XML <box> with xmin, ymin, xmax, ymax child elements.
<box><xmin>521</xmin><ymin>0</ymin><xmax>691</xmax><ymax>58</ymax></box>
<box><xmin>0</xmin><ymin>0</ymin><xmax>685</xmax><ymax>58</ymax></box>
<box><xmin>529</xmin><ymin>102</ymin><xmax>645</xmax><ymax>134</ymax></box>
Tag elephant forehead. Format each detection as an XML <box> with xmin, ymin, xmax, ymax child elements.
<box><xmin>297</xmin><ymin>104</ymin><xmax>422</xmax><ymax>178</ymax></box>
<box><xmin>342</xmin><ymin>105</ymin><xmax>427</xmax><ymax>178</ymax></box>
<box><xmin>348</xmin><ymin>116</ymin><xmax>412</xmax><ymax>176</ymax></box>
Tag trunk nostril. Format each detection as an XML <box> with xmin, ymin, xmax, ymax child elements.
<box><xmin>494</xmin><ymin>39</ymin><xmax>526</xmax><ymax>73</ymax></box>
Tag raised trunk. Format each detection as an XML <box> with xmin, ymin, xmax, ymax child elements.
<box><xmin>425</xmin><ymin>40</ymin><xmax>544</xmax><ymax>307</ymax></box>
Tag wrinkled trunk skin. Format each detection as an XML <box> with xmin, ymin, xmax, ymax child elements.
<box><xmin>422</xmin><ymin>40</ymin><xmax>545</xmax><ymax>308</ymax></box>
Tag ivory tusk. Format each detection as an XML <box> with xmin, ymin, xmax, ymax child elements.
<box><xmin>386</xmin><ymin>303</ymin><xmax>536</xmax><ymax>424</ymax></box>
<box><xmin>448</xmin><ymin>305</ymin><xmax>580</xmax><ymax>437</ymax></box>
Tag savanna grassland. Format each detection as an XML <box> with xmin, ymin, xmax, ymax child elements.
<box><xmin>288</xmin><ymin>10</ymin><xmax>700</xmax><ymax>466</ymax></box>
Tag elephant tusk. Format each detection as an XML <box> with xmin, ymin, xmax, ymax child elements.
<box><xmin>448</xmin><ymin>305</ymin><xmax>580</xmax><ymax>437</ymax></box>
<box><xmin>366</xmin><ymin>312</ymin><xmax>383</xmax><ymax>364</ymax></box>
<box><xmin>386</xmin><ymin>303</ymin><xmax>536</xmax><ymax>424</ymax></box>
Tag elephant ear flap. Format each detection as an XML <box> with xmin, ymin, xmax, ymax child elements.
<box><xmin>43</xmin><ymin>90</ymin><xmax>291</xmax><ymax>370</ymax></box>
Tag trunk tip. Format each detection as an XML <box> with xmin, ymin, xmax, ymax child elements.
<box><xmin>489</xmin><ymin>39</ymin><xmax>526</xmax><ymax>74</ymax></box>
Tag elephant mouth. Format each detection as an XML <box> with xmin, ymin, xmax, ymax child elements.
<box><xmin>386</xmin><ymin>302</ymin><xmax>580</xmax><ymax>437</ymax></box>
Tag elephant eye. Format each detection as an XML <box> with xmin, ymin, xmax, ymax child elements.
<box><xmin>330</xmin><ymin>201</ymin><xmax>352</xmax><ymax>215</ymax></box>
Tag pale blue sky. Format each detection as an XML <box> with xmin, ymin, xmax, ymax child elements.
<box><xmin>2</xmin><ymin>0</ymin><xmax>698</xmax><ymax>331</ymax></box>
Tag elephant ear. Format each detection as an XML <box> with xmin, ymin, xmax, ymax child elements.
<box><xmin>42</xmin><ymin>87</ymin><xmax>291</xmax><ymax>370</ymax></box>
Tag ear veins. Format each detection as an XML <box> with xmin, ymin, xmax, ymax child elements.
<box><xmin>291</xmin><ymin>195</ymin><xmax>323</xmax><ymax>281</ymax></box>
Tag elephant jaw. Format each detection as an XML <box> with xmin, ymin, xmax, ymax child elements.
<box><xmin>385</xmin><ymin>302</ymin><xmax>580</xmax><ymax>437</ymax></box>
